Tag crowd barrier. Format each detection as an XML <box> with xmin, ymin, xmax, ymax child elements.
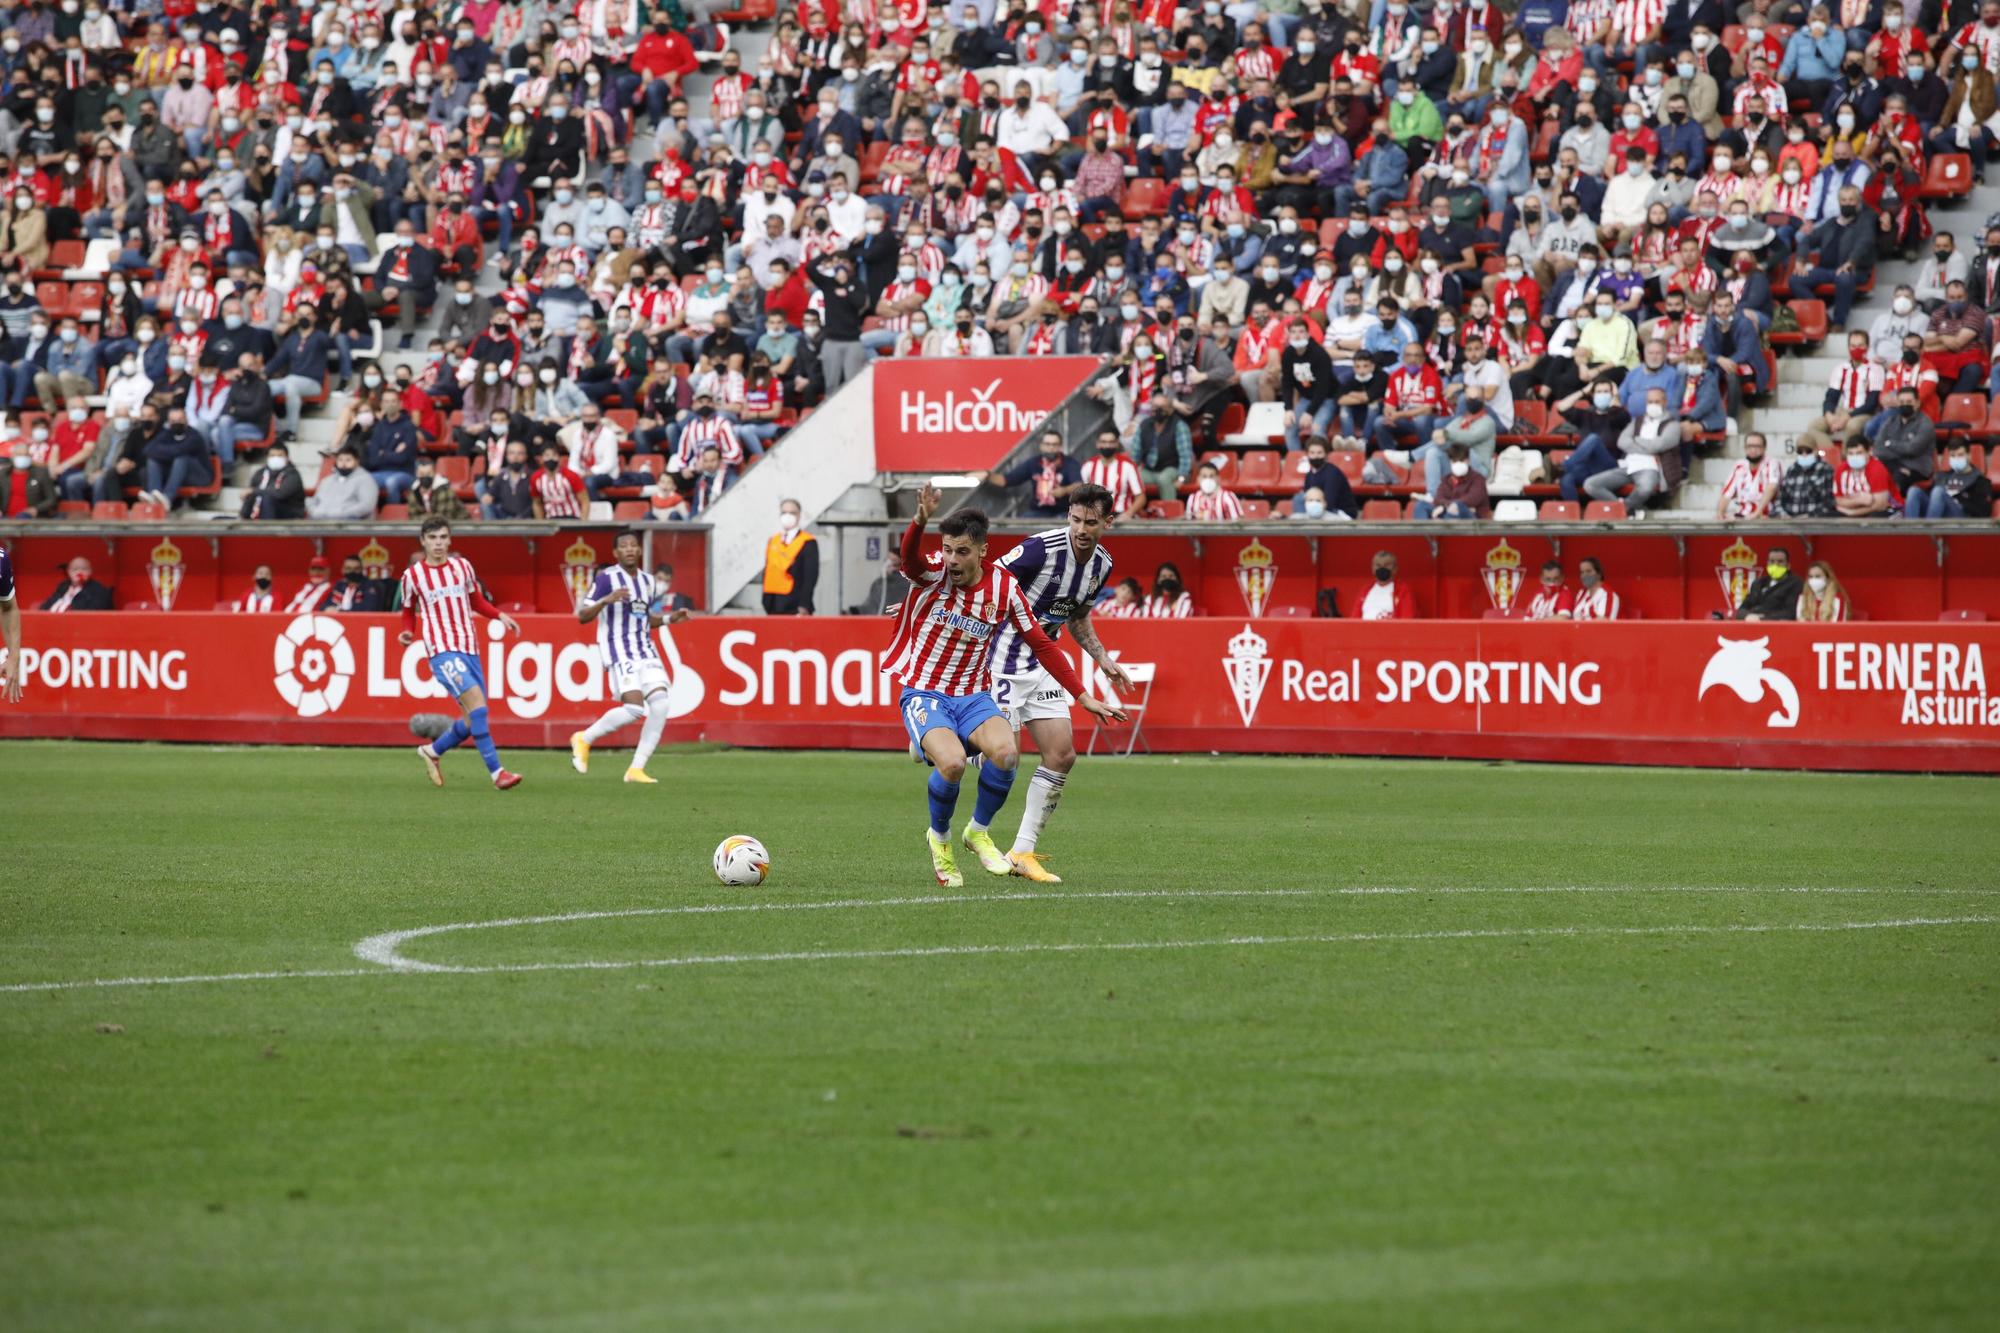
<box><xmin>5</xmin><ymin>614</ymin><xmax>1996</xmax><ymax>773</ymax></box>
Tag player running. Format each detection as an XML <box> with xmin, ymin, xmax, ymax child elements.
<box><xmin>0</xmin><ymin>542</ymin><xmax>21</xmax><ymax>703</ymax></box>
<box><xmin>402</xmin><ymin>516</ymin><xmax>524</xmax><ymax>790</ymax></box>
<box><xmin>886</xmin><ymin>484</ymin><xmax>1126</xmax><ymax>887</ymax></box>
<box><xmin>570</xmin><ymin>530</ymin><xmax>690</xmax><ymax>785</ymax></box>
<box><xmin>988</xmin><ymin>485</ymin><xmax>1133</xmax><ymax>883</ymax></box>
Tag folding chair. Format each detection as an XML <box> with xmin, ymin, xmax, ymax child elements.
<box><xmin>1087</xmin><ymin>660</ymin><xmax>1154</xmax><ymax>757</ymax></box>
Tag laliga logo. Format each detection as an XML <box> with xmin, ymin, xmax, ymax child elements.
<box><xmin>273</xmin><ymin>614</ymin><xmax>355</xmax><ymax>718</ymax></box>
<box><xmin>1698</xmin><ymin>636</ymin><xmax>1799</xmax><ymax>729</ymax></box>
<box><xmin>656</xmin><ymin>623</ymin><xmax>706</xmax><ymax>718</ymax></box>
<box><xmin>898</xmin><ymin>377</ymin><xmax>1043</xmax><ymax>436</ymax></box>
<box><xmin>1222</xmin><ymin>623</ymin><xmax>1272</xmax><ymax>727</ymax></box>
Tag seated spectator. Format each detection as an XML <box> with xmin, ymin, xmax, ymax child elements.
<box><xmin>1413</xmin><ymin>444</ymin><xmax>1491</xmax><ymax>521</ymax></box>
<box><xmin>363</xmin><ymin>395</ymin><xmax>422</xmax><ymax>505</ymax></box>
<box><xmin>1</xmin><ymin>438</ymin><xmax>56</xmax><ymax>518</ymax></box>
<box><xmin>1553</xmin><ymin>379</ymin><xmax>1634</xmax><ymax>503</ymax></box>
<box><xmin>1584</xmin><ymin>388</ymin><xmax>1682</xmax><ymax>510</ymax></box>
<box><xmin>533</xmin><ymin>442</ymin><xmax>588</xmax><ymax>520</ymax></box>
<box><xmin>1186</xmin><ymin>460</ymin><xmax>1245</xmax><ymax>521</ymax></box>
<box><xmin>1797</xmin><ymin>562</ymin><xmax>1850</xmax><ymax>622</ymax></box>
<box><xmin>307</xmin><ymin>445</ymin><xmax>381</xmax><ymax>520</ymax></box>
<box><xmin>1525</xmin><ymin>561</ymin><xmax>1575</xmax><ymax>620</ymax></box>
<box><xmin>1773</xmin><ymin>443</ymin><xmax>1838</xmax><ymax>518</ymax></box>
<box><xmin>1098</xmin><ymin>577</ymin><xmax>1147</xmax><ymax>618</ymax></box>
<box><xmin>1079</xmin><ymin>429</ymin><xmax>1144</xmax><ymax>518</ymax></box>
<box><xmin>1361</xmin><ymin>550</ymin><xmax>1415</xmax><ymax>621</ymax></box>
<box><xmin>1910</xmin><ymin>441</ymin><xmax>1996</xmax><ymax>519</ymax></box>
<box><xmin>33</xmin><ymin>319</ymin><xmax>97</xmax><ymax>410</ymax></box>
<box><xmin>406</xmin><ymin>457</ymin><xmax>468</xmax><ymax>523</ymax></box>
<box><xmin>1416</xmin><ymin>389</ymin><xmax>1496</xmax><ymax>497</ymax></box>
<box><xmin>39</xmin><ymin>557</ymin><xmax>113</xmax><ymax>611</ymax></box>
<box><xmin>1145</xmin><ymin>563</ymin><xmax>1194</xmax><ymax>618</ymax></box>
<box><xmin>282</xmin><ymin>557</ymin><xmax>336</xmax><ymax>614</ymax></box>
<box><xmin>239</xmin><ymin>444</ymin><xmax>306</xmax><ymax>521</ymax></box>
<box><xmin>1572</xmin><ymin>557</ymin><xmax>1620</xmax><ymax>621</ymax></box>
<box><xmin>1921</xmin><ymin>281</ymin><xmax>1990</xmax><ymax>394</ymax></box>
<box><xmin>1295</xmin><ymin>437</ymin><xmax>1359</xmax><ymax>519</ymax></box>
<box><xmin>479</xmin><ymin>440</ymin><xmax>537</xmax><ymax>521</ymax></box>
<box><xmin>1717</xmin><ymin>433</ymin><xmax>1783</xmax><ymax>521</ymax></box>
<box><xmin>235</xmin><ymin>566</ymin><xmax>277</xmax><ymax>614</ymax></box>
<box><xmin>1786</xmin><ymin>184</ymin><xmax>1875</xmax><ymax>332</ymax></box>
<box><xmin>1870</xmin><ymin>387</ymin><xmax>1935</xmax><ymax>499</ymax></box>
<box><xmin>138</xmin><ymin>406</ymin><xmax>212</xmax><ymax>512</ymax></box>
<box><xmin>1733</xmin><ymin>547</ymin><xmax>1803</xmax><ymax>621</ymax></box>
<box><xmin>325</xmin><ymin>555</ymin><xmax>385</xmax><ymax>613</ymax></box>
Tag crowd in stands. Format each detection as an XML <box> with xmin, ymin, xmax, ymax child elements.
<box><xmin>0</xmin><ymin>0</ymin><xmax>1991</xmax><ymax>531</ymax></box>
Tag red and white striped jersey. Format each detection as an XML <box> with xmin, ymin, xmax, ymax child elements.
<box><xmin>533</xmin><ymin>465</ymin><xmax>585</xmax><ymax>518</ymax></box>
<box><xmin>1525</xmin><ymin>585</ymin><xmax>1575</xmax><ymax>620</ymax></box>
<box><xmin>1144</xmin><ymin>590</ymin><xmax>1194</xmax><ymax>618</ymax></box>
<box><xmin>1828</xmin><ymin>358</ymin><xmax>1885</xmax><ymax>412</ymax></box>
<box><xmin>400</xmin><ymin>556</ymin><xmax>487</xmax><ymax>656</ymax></box>
<box><xmin>1720</xmin><ymin>456</ymin><xmax>1782</xmax><ymax>519</ymax></box>
<box><xmin>1573</xmin><ymin>585</ymin><xmax>1621</xmax><ymax>621</ymax></box>
<box><xmin>1612</xmin><ymin>0</ymin><xmax>1665</xmax><ymax>39</ymax></box>
<box><xmin>886</xmin><ymin>558</ymin><xmax>1041</xmax><ymax>695</ymax></box>
<box><xmin>1186</xmin><ymin>486</ymin><xmax>1244</xmax><ymax>521</ymax></box>
<box><xmin>1079</xmin><ymin>453</ymin><xmax>1144</xmax><ymax>515</ymax></box>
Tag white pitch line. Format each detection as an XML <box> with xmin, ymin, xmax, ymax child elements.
<box><xmin>1</xmin><ymin>913</ymin><xmax>1993</xmax><ymax>996</ymax></box>
<box><xmin>352</xmin><ymin>884</ymin><xmax>2000</xmax><ymax>973</ymax></box>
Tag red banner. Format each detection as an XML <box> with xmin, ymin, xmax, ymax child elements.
<box><xmin>5</xmin><ymin>614</ymin><xmax>1997</xmax><ymax>772</ymax></box>
<box><xmin>870</xmin><ymin>355</ymin><xmax>1101</xmax><ymax>471</ymax></box>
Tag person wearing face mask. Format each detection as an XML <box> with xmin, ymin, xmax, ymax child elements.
<box><xmin>1278</xmin><ymin>323</ymin><xmax>1338</xmax><ymax>451</ymax></box>
<box><xmin>1359</xmin><ymin>550</ymin><xmax>1415</xmax><ymax>621</ymax></box>
<box><xmin>805</xmin><ymin>255</ymin><xmax>872</xmax><ymax>393</ymax></box>
<box><xmin>237</xmin><ymin>442</ymin><xmax>306</xmax><ymax>520</ymax></box>
<box><xmin>0</xmin><ymin>438</ymin><xmax>56</xmax><ymax>518</ymax></box>
<box><xmin>1790</xmin><ymin>561</ymin><xmax>1853</xmax><ymax>621</ymax></box>
<box><xmin>1777</xmin><ymin>8</ymin><xmax>1848</xmax><ymax>110</ymax></box>
<box><xmin>1915</xmin><ymin>234</ymin><xmax>1970</xmax><ymax>313</ymax></box>
<box><xmin>1412</xmin><ymin>442</ymin><xmax>1491</xmax><ymax>520</ymax></box>
<box><xmin>305</xmin><ymin>443</ymin><xmax>380</xmax><ymax>520</ymax></box>
<box><xmin>233</xmin><ymin>565</ymin><xmax>280</xmax><ymax>615</ymax></box>
<box><xmin>1913</xmin><ymin>440</ymin><xmax>1996</xmax><ymax>519</ymax></box>
<box><xmin>1731</xmin><ymin>547</ymin><xmax>1805</xmax><ymax>621</ymax></box>
<box><xmin>1863</xmin><ymin>383</ymin><xmax>1938</xmax><ymax>501</ymax></box>
<box><xmin>1334</xmin><ymin>123</ymin><xmax>1410</xmax><ymax>221</ymax></box>
<box><xmin>1553</xmin><ymin>375</ymin><xmax>1635</xmax><ymax>503</ymax></box>
<box><xmin>1918</xmin><ymin>278</ymin><xmax>1992</xmax><ymax>398</ymax></box>
<box><xmin>1582</xmin><ymin>386</ymin><xmax>1681</xmax><ymax>509</ymax></box>
<box><xmin>1786</xmin><ymin>183</ymin><xmax>1877</xmax><ymax>332</ymax></box>
<box><xmin>267</xmin><ymin>311</ymin><xmax>332</xmax><ymax>443</ymax></box>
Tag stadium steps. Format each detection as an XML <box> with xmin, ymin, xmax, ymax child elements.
<box><xmin>1666</xmin><ymin>181</ymin><xmax>2000</xmax><ymax>520</ymax></box>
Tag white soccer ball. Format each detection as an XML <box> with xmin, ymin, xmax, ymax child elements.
<box><xmin>712</xmin><ymin>835</ymin><xmax>770</xmax><ymax>886</ymax></box>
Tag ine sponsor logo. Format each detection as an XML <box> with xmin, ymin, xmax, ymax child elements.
<box><xmin>1698</xmin><ymin>637</ymin><xmax>1799</xmax><ymax>729</ymax></box>
<box><xmin>1811</xmin><ymin>639</ymin><xmax>1999</xmax><ymax>727</ymax></box>
<box><xmin>0</xmin><ymin>645</ymin><xmax>188</xmax><ymax>691</ymax></box>
<box><xmin>897</xmin><ymin>378</ymin><xmax>1046</xmax><ymax>437</ymax></box>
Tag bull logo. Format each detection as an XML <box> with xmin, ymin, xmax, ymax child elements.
<box><xmin>1697</xmin><ymin>637</ymin><xmax>1799</xmax><ymax>729</ymax></box>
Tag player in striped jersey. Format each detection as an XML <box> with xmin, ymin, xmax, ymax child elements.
<box><xmin>404</xmin><ymin>517</ymin><xmax>525</xmax><ymax>790</ymax></box>
<box><xmin>986</xmin><ymin>485</ymin><xmax>1133</xmax><ymax>883</ymax></box>
<box><xmin>569</xmin><ymin>531</ymin><xmax>691</xmax><ymax>785</ymax></box>
<box><xmin>887</xmin><ymin>486</ymin><xmax>1126</xmax><ymax>887</ymax></box>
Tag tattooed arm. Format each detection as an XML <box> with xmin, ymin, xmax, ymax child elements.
<box><xmin>1067</xmin><ymin>608</ymin><xmax>1133</xmax><ymax>694</ymax></box>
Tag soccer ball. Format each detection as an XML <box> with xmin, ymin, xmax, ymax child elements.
<box><xmin>713</xmin><ymin>835</ymin><xmax>770</xmax><ymax>886</ymax></box>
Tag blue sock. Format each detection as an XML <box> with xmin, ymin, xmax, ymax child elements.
<box><xmin>468</xmin><ymin>706</ymin><xmax>502</xmax><ymax>775</ymax></box>
<box><xmin>971</xmin><ymin>761</ymin><xmax>1016</xmax><ymax>828</ymax></box>
<box><xmin>926</xmin><ymin>770</ymin><xmax>960</xmax><ymax>835</ymax></box>
<box><xmin>431</xmin><ymin>718</ymin><xmax>471</xmax><ymax>755</ymax></box>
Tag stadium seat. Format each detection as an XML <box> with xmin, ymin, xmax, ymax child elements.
<box><xmin>1773</xmin><ymin>300</ymin><xmax>1827</xmax><ymax>347</ymax></box>
<box><xmin>378</xmin><ymin>504</ymin><xmax>410</xmax><ymax>521</ymax></box>
<box><xmin>34</xmin><ymin>280</ymin><xmax>70</xmax><ymax>317</ymax></box>
<box><xmin>1329</xmin><ymin>450</ymin><xmax>1365</xmax><ymax>484</ymax></box>
<box><xmin>56</xmin><ymin>500</ymin><xmax>90</xmax><ymax>518</ymax></box>
<box><xmin>1238</xmin><ymin>498</ymin><xmax>1272</xmax><ymax>520</ymax></box>
<box><xmin>1196</xmin><ymin>451</ymin><xmax>1238</xmax><ymax>487</ymax></box>
<box><xmin>1271</xmin><ymin>499</ymin><xmax>1292</xmax><ymax>518</ymax></box>
<box><xmin>1122</xmin><ymin>177</ymin><xmax>1169</xmax><ymax>219</ymax></box>
<box><xmin>1920</xmin><ymin>154</ymin><xmax>1973</xmax><ymax>201</ymax></box>
<box><xmin>613</xmin><ymin>500</ymin><xmax>650</xmax><ymax>520</ymax></box>
<box><xmin>1939</xmin><ymin>393</ymin><xmax>1987</xmax><ymax>439</ymax></box>
<box><xmin>1584</xmin><ymin>500</ymin><xmax>1628</xmax><ymax>521</ymax></box>
<box><xmin>1360</xmin><ymin>499</ymin><xmax>1403</xmax><ymax>521</ymax></box>
<box><xmin>37</xmin><ymin>239</ymin><xmax>86</xmax><ymax>278</ymax></box>
<box><xmin>436</xmin><ymin>456</ymin><xmax>476</xmax><ymax>499</ymax></box>
<box><xmin>1142</xmin><ymin>499</ymin><xmax>1184</xmax><ymax>519</ymax></box>
<box><xmin>1212</xmin><ymin>402</ymin><xmax>1248</xmax><ymax>445</ymax></box>
<box><xmin>1940</xmin><ymin>609</ymin><xmax>1988</xmax><ymax>621</ymax></box>
<box><xmin>127</xmin><ymin>499</ymin><xmax>168</xmax><ymax>521</ymax></box>
<box><xmin>1235</xmin><ymin>450</ymin><xmax>1284</xmax><ymax>492</ymax></box>
<box><xmin>1539</xmin><ymin>500</ymin><xmax>1581</xmax><ymax>521</ymax></box>
<box><xmin>857</xmin><ymin>140</ymin><xmax>890</xmax><ymax>185</ymax></box>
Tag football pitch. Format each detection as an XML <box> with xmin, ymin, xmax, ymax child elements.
<box><xmin>2</xmin><ymin>741</ymin><xmax>1997</xmax><ymax>1332</ymax></box>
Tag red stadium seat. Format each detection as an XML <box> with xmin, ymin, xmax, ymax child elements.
<box><xmin>91</xmin><ymin>500</ymin><xmax>126</xmax><ymax>520</ymax></box>
<box><xmin>1212</xmin><ymin>402</ymin><xmax>1247</xmax><ymax>444</ymax></box>
<box><xmin>1772</xmin><ymin>300</ymin><xmax>1826</xmax><ymax>347</ymax></box>
<box><xmin>35</xmin><ymin>280</ymin><xmax>70</xmax><ymax>318</ymax></box>
<box><xmin>1235</xmin><ymin>449</ymin><xmax>1284</xmax><ymax>492</ymax></box>
<box><xmin>1360</xmin><ymin>499</ymin><xmax>1403</xmax><ymax>521</ymax></box>
<box><xmin>1196</xmin><ymin>450</ymin><xmax>1238</xmax><ymax>487</ymax></box>
<box><xmin>1144</xmin><ymin>499</ymin><xmax>1184</xmax><ymax>519</ymax></box>
<box><xmin>1122</xmin><ymin>177</ymin><xmax>1169</xmax><ymax>219</ymax></box>
<box><xmin>56</xmin><ymin>500</ymin><xmax>90</xmax><ymax>518</ymax></box>
<box><xmin>1939</xmin><ymin>393</ymin><xmax>1988</xmax><ymax>438</ymax></box>
<box><xmin>1329</xmin><ymin>450</ymin><xmax>1364</xmax><ymax>484</ymax></box>
<box><xmin>1539</xmin><ymin>500</ymin><xmax>1581</xmax><ymax>521</ymax></box>
<box><xmin>1940</xmin><ymin>609</ymin><xmax>1988</xmax><ymax>622</ymax></box>
<box><xmin>1584</xmin><ymin>500</ymin><xmax>1628</xmax><ymax>521</ymax></box>
<box><xmin>1920</xmin><ymin>154</ymin><xmax>1973</xmax><ymax>200</ymax></box>
<box><xmin>127</xmin><ymin>499</ymin><xmax>168</xmax><ymax>521</ymax></box>
<box><xmin>1238</xmin><ymin>498</ymin><xmax>1271</xmax><ymax>520</ymax></box>
<box><xmin>857</xmin><ymin>140</ymin><xmax>891</xmax><ymax>186</ymax></box>
<box><xmin>613</xmin><ymin>500</ymin><xmax>650</xmax><ymax>520</ymax></box>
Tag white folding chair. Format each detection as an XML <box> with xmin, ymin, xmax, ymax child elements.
<box><xmin>1087</xmin><ymin>661</ymin><xmax>1154</xmax><ymax>757</ymax></box>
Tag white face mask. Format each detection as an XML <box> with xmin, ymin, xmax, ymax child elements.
<box><xmin>779</xmin><ymin>511</ymin><xmax>800</xmax><ymax>531</ymax></box>
<box><xmin>1449</xmin><ymin>461</ymin><xmax>1470</xmax><ymax>477</ymax></box>
<box><xmin>1198</xmin><ymin>476</ymin><xmax>1219</xmax><ymax>494</ymax></box>
<box><xmin>1847</xmin><ymin>454</ymin><xmax>1869</xmax><ymax>471</ymax></box>
<box><xmin>1807</xmin><ymin>575</ymin><xmax>1828</xmax><ymax>593</ymax></box>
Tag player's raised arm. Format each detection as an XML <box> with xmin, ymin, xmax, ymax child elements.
<box><xmin>899</xmin><ymin>483</ymin><xmax>945</xmax><ymax>584</ymax></box>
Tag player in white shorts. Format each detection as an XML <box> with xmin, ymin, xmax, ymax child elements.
<box><xmin>571</xmin><ymin>530</ymin><xmax>689</xmax><ymax>784</ymax></box>
<box><xmin>986</xmin><ymin>483</ymin><xmax>1132</xmax><ymax>882</ymax></box>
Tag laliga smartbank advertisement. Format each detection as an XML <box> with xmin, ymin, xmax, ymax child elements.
<box><xmin>5</xmin><ymin>615</ymin><xmax>1998</xmax><ymax>772</ymax></box>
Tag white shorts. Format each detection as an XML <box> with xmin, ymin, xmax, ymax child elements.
<box><xmin>608</xmin><ymin>659</ymin><xmax>671</xmax><ymax>698</ymax></box>
<box><xmin>993</xmin><ymin>670</ymin><xmax>1072</xmax><ymax>731</ymax></box>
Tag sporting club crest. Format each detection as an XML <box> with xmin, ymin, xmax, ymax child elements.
<box><xmin>1222</xmin><ymin>623</ymin><xmax>1272</xmax><ymax>727</ymax></box>
<box><xmin>1715</xmin><ymin>538</ymin><xmax>1759</xmax><ymax>613</ymax></box>
<box><xmin>563</xmin><ymin>537</ymin><xmax>600</xmax><ymax>608</ymax></box>
<box><xmin>1481</xmin><ymin>539</ymin><xmax>1524</xmax><ymax>614</ymax></box>
<box><xmin>358</xmin><ymin>538</ymin><xmax>395</xmax><ymax>581</ymax></box>
<box><xmin>1234</xmin><ymin>538</ymin><xmax>1278</xmax><ymax>616</ymax></box>
<box><xmin>146</xmin><ymin>537</ymin><xmax>184</xmax><ymax>610</ymax></box>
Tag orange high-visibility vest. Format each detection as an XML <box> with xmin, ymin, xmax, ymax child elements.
<box><xmin>763</xmin><ymin>531</ymin><xmax>814</xmax><ymax>595</ymax></box>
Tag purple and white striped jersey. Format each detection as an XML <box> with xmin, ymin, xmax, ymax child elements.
<box><xmin>990</xmin><ymin>527</ymin><xmax>1113</xmax><ymax>678</ymax></box>
<box><xmin>589</xmin><ymin>566</ymin><xmax>662</xmax><ymax>666</ymax></box>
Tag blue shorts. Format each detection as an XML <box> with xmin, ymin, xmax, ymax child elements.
<box><xmin>429</xmin><ymin>651</ymin><xmax>486</xmax><ymax>700</ymax></box>
<box><xmin>899</xmin><ymin>687</ymin><xmax>1005</xmax><ymax>763</ymax></box>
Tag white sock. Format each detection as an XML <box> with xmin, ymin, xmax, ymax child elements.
<box><xmin>1011</xmin><ymin>768</ymin><xmax>1066</xmax><ymax>854</ymax></box>
<box><xmin>630</xmin><ymin>693</ymin><xmax>670</xmax><ymax>771</ymax></box>
<box><xmin>583</xmin><ymin>702</ymin><xmax>644</xmax><ymax>744</ymax></box>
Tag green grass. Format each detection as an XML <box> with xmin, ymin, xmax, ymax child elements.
<box><xmin>2</xmin><ymin>740</ymin><xmax>1997</xmax><ymax>1332</ymax></box>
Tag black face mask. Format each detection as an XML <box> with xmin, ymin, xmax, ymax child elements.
<box><xmin>1156</xmin><ymin>577</ymin><xmax>1180</xmax><ymax>595</ymax></box>
<box><xmin>1014</xmin><ymin>96</ymin><xmax>1031</xmax><ymax>110</ymax></box>
<box><xmin>1839</xmin><ymin>205</ymin><xmax>1859</xmax><ymax>221</ymax></box>
<box><xmin>255</xmin><ymin>577</ymin><xmax>272</xmax><ymax>590</ymax></box>
<box><xmin>1373</xmin><ymin>567</ymin><xmax>1393</xmax><ymax>583</ymax></box>
<box><xmin>1561</xmin><ymin>206</ymin><xmax>1579</xmax><ymax>222</ymax></box>
<box><xmin>696</xmin><ymin>405</ymin><xmax>714</xmax><ymax>418</ymax></box>
<box><xmin>1904</xmin><ymin>349</ymin><xmax>1922</xmax><ymax>366</ymax></box>
<box><xmin>542</xmin><ymin>458</ymin><xmax>559</xmax><ymax>471</ymax></box>
<box><xmin>1899</xmin><ymin>404</ymin><xmax>1918</xmax><ymax>418</ymax></box>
